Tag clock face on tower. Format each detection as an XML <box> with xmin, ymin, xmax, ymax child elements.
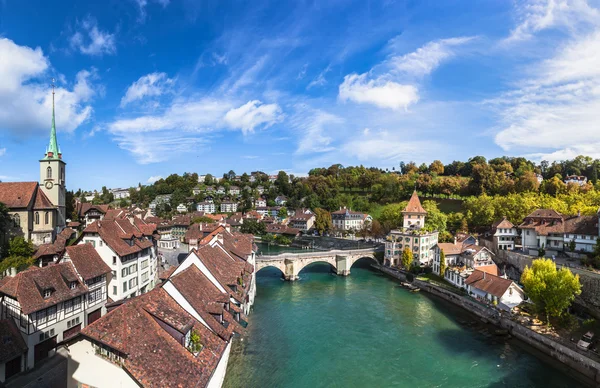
<box><xmin>45</xmin><ymin>181</ymin><xmax>53</xmax><ymax>190</ymax></box>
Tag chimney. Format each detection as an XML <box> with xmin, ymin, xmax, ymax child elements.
<box><xmin>453</xmin><ymin>236</ymin><xmax>457</xmax><ymax>245</ymax></box>
<box><xmin>10</xmin><ymin>267</ymin><xmax>17</xmax><ymax>276</ymax></box>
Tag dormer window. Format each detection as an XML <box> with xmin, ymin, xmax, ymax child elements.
<box><xmin>43</xmin><ymin>289</ymin><xmax>52</xmax><ymax>298</ymax></box>
<box><xmin>70</xmin><ymin>281</ymin><xmax>77</xmax><ymax>290</ymax></box>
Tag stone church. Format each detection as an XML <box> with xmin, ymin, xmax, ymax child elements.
<box><xmin>0</xmin><ymin>90</ymin><xmax>66</xmax><ymax>246</ymax></box>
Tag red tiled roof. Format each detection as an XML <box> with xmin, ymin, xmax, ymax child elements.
<box><xmin>564</xmin><ymin>215</ymin><xmax>598</xmax><ymax>236</ymax></box>
<box><xmin>0</xmin><ymin>263</ymin><xmax>87</xmax><ymax>315</ymax></box>
<box><xmin>492</xmin><ymin>217</ymin><xmax>514</xmax><ymax>229</ymax></box>
<box><xmin>403</xmin><ymin>190</ymin><xmax>426</xmax><ymax>214</ymax></box>
<box><xmin>436</xmin><ymin>242</ymin><xmax>463</xmax><ymax>256</ymax></box>
<box><xmin>168</xmin><ymin>266</ymin><xmax>237</xmax><ymax>340</ymax></box>
<box><xmin>33</xmin><ymin>187</ymin><xmax>55</xmax><ymax>209</ymax></box>
<box><xmin>65</xmin><ymin>243</ymin><xmax>111</xmax><ymax>280</ymax></box>
<box><xmin>0</xmin><ymin>182</ymin><xmax>38</xmax><ymax>208</ymax></box>
<box><xmin>82</xmin><ymin>219</ymin><xmax>155</xmax><ymax>257</ymax></box>
<box><xmin>81</xmin><ymin>287</ymin><xmax>227</xmax><ymax>388</ymax></box>
<box><xmin>465</xmin><ymin>270</ymin><xmax>513</xmax><ymax>298</ymax></box>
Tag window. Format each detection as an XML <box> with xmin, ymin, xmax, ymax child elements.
<box><xmin>67</xmin><ymin>317</ymin><xmax>80</xmax><ymax>329</ymax></box>
<box><xmin>39</xmin><ymin>329</ymin><xmax>55</xmax><ymax>342</ymax></box>
<box><xmin>46</xmin><ymin>166</ymin><xmax>52</xmax><ymax>179</ymax></box>
<box><xmin>129</xmin><ymin>277</ymin><xmax>138</xmax><ymax>288</ymax></box>
<box><xmin>141</xmin><ymin>272</ymin><xmax>149</xmax><ymax>282</ymax></box>
<box><xmin>99</xmin><ymin>240</ymin><xmax>103</xmax><ymax>246</ymax></box>
<box><xmin>45</xmin><ymin>212</ymin><xmax>49</xmax><ymax>224</ymax></box>
<box><xmin>123</xmin><ymin>282</ymin><xmax>127</xmax><ymax>292</ymax></box>
<box><xmin>70</xmin><ymin>281</ymin><xmax>77</xmax><ymax>289</ymax></box>
<box><xmin>47</xmin><ymin>306</ymin><xmax>57</xmax><ymax>321</ymax></box>
<box><xmin>61</xmin><ymin>167</ymin><xmax>65</xmax><ymax>181</ymax></box>
<box><xmin>112</xmin><ymin>256</ymin><xmax>117</xmax><ymax>265</ymax></box>
<box><xmin>141</xmin><ymin>260</ymin><xmax>149</xmax><ymax>270</ymax></box>
<box><xmin>130</xmin><ymin>264</ymin><xmax>137</xmax><ymax>273</ymax></box>
<box><xmin>37</xmin><ymin>309</ymin><xmax>47</xmax><ymax>324</ymax></box>
<box><xmin>65</xmin><ymin>299</ymin><xmax>74</xmax><ymax>314</ymax></box>
<box><xmin>20</xmin><ymin>314</ymin><xmax>27</xmax><ymax>328</ymax></box>
<box><xmin>122</xmin><ymin>268</ymin><xmax>128</xmax><ymax>277</ymax></box>
<box><xmin>88</xmin><ymin>288</ymin><xmax>103</xmax><ymax>304</ymax></box>
<box><xmin>73</xmin><ymin>296</ymin><xmax>81</xmax><ymax>311</ymax></box>
<box><xmin>34</xmin><ymin>212</ymin><xmax>40</xmax><ymax>225</ymax></box>
<box><xmin>43</xmin><ymin>289</ymin><xmax>52</xmax><ymax>298</ymax></box>
<box><xmin>113</xmin><ymin>286</ymin><xmax>117</xmax><ymax>295</ymax></box>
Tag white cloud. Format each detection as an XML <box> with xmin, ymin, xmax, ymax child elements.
<box><xmin>339</xmin><ymin>73</ymin><xmax>419</xmax><ymax>110</ymax></box>
<box><xmin>505</xmin><ymin>0</ymin><xmax>599</xmax><ymax>43</ymax></box>
<box><xmin>0</xmin><ymin>148</ymin><xmax>5</xmax><ymax>157</ymax></box>
<box><xmin>109</xmin><ymin>97</ymin><xmax>283</xmax><ymax>163</ymax></box>
<box><xmin>134</xmin><ymin>0</ymin><xmax>170</xmax><ymax>22</ymax></box>
<box><xmin>147</xmin><ymin>175</ymin><xmax>163</xmax><ymax>183</ymax></box>
<box><xmin>307</xmin><ymin>65</ymin><xmax>331</xmax><ymax>89</ymax></box>
<box><xmin>338</xmin><ymin>36</ymin><xmax>473</xmax><ymax>110</ymax></box>
<box><xmin>292</xmin><ymin>109</ymin><xmax>343</xmax><ymax>155</ymax></box>
<box><xmin>70</xmin><ymin>18</ymin><xmax>116</xmax><ymax>56</ymax></box>
<box><xmin>387</xmin><ymin>37</ymin><xmax>475</xmax><ymax>77</ymax></box>
<box><xmin>341</xmin><ymin>132</ymin><xmax>439</xmax><ymax>163</ymax></box>
<box><xmin>0</xmin><ymin>38</ymin><xmax>96</xmax><ymax>137</ymax></box>
<box><xmin>120</xmin><ymin>72</ymin><xmax>174</xmax><ymax>107</ymax></box>
<box><xmin>223</xmin><ymin>100</ymin><xmax>283</xmax><ymax>134</ymax></box>
<box><xmin>493</xmin><ymin>9</ymin><xmax>600</xmax><ymax>158</ymax></box>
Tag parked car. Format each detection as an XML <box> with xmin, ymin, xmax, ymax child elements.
<box><xmin>577</xmin><ymin>331</ymin><xmax>595</xmax><ymax>350</ymax></box>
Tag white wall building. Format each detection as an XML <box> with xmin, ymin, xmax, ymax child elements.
<box><xmin>197</xmin><ymin>201</ymin><xmax>216</xmax><ymax>214</ymax></box>
<box><xmin>78</xmin><ymin>218</ymin><xmax>159</xmax><ymax>302</ymax></box>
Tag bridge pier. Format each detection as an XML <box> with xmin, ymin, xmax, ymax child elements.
<box><xmin>336</xmin><ymin>255</ymin><xmax>351</xmax><ymax>276</ymax></box>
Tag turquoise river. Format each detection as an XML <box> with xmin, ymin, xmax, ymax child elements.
<box><xmin>223</xmin><ymin>261</ymin><xmax>584</xmax><ymax>388</ymax></box>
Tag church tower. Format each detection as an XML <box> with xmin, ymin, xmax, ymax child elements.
<box><xmin>39</xmin><ymin>82</ymin><xmax>66</xmax><ymax>228</ymax></box>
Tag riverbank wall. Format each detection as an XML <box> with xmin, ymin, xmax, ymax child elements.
<box><xmin>374</xmin><ymin>264</ymin><xmax>600</xmax><ymax>386</ymax></box>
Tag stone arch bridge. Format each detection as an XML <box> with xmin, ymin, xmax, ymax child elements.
<box><xmin>256</xmin><ymin>248</ymin><xmax>380</xmax><ymax>281</ymax></box>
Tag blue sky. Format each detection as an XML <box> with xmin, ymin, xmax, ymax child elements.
<box><xmin>1</xmin><ymin>0</ymin><xmax>599</xmax><ymax>190</ymax></box>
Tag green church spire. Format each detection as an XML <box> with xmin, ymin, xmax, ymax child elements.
<box><xmin>44</xmin><ymin>80</ymin><xmax>61</xmax><ymax>160</ymax></box>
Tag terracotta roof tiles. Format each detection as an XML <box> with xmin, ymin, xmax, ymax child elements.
<box><xmin>402</xmin><ymin>190</ymin><xmax>427</xmax><ymax>214</ymax></box>
<box><xmin>65</xmin><ymin>243</ymin><xmax>111</xmax><ymax>280</ymax></box>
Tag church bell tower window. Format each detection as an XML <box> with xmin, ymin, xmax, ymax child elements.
<box><xmin>34</xmin><ymin>212</ymin><xmax>39</xmax><ymax>225</ymax></box>
<box><xmin>47</xmin><ymin>166</ymin><xmax>52</xmax><ymax>180</ymax></box>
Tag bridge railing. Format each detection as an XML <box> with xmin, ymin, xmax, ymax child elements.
<box><xmin>256</xmin><ymin>247</ymin><xmax>381</xmax><ymax>260</ymax></box>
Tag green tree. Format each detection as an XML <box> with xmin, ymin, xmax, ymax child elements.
<box><xmin>7</xmin><ymin>236</ymin><xmax>35</xmax><ymax>258</ymax></box>
<box><xmin>429</xmin><ymin>160</ymin><xmax>444</xmax><ymax>175</ymax></box>
<box><xmin>0</xmin><ymin>202</ymin><xmax>11</xmax><ymax>254</ymax></box>
<box><xmin>538</xmin><ymin>243</ymin><xmax>546</xmax><ymax>258</ymax></box>
<box><xmin>192</xmin><ymin>216</ymin><xmax>216</xmax><ymax>224</ymax></box>
<box><xmin>422</xmin><ymin>200</ymin><xmax>447</xmax><ymax>232</ymax></box>
<box><xmin>521</xmin><ymin>258</ymin><xmax>581</xmax><ymax>322</ymax></box>
<box><xmin>240</xmin><ymin>219</ymin><xmax>266</xmax><ymax>235</ymax></box>
<box><xmin>439</xmin><ymin>249</ymin><xmax>446</xmax><ymax>276</ymax></box>
<box><xmin>568</xmin><ymin>239</ymin><xmax>576</xmax><ymax>252</ymax></box>
<box><xmin>277</xmin><ymin>207</ymin><xmax>288</xmax><ymax>220</ymax></box>
<box><xmin>401</xmin><ymin>247</ymin><xmax>413</xmax><ymax>269</ymax></box>
<box><xmin>313</xmin><ymin>208</ymin><xmax>332</xmax><ymax>235</ymax></box>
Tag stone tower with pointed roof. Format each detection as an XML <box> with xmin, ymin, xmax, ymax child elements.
<box><xmin>39</xmin><ymin>84</ymin><xmax>66</xmax><ymax>229</ymax></box>
<box><xmin>402</xmin><ymin>190</ymin><xmax>427</xmax><ymax>229</ymax></box>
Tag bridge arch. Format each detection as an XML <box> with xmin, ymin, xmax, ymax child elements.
<box><xmin>350</xmin><ymin>256</ymin><xmax>378</xmax><ymax>268</ymax></box>
<box><xmin>256</xmin><ymin>264</ymin><xmax>286</xmax><ymax>278</ymax></box>
<box><xmin>293</xmin><ymin>257</ymin><xmax>337</xmax><ymax>278</ymax></box>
